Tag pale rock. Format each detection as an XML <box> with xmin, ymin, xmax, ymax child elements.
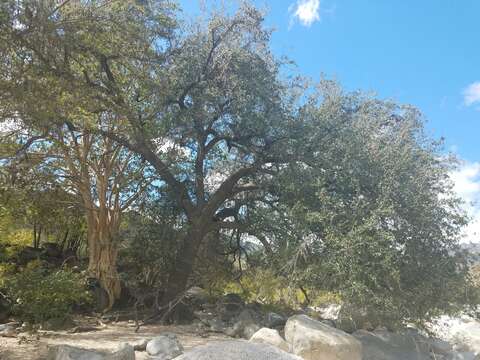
<box><xmin>250</xmin><ymin>327</ymin><xmax>290</xmax><ymax>352</ymax></box>
<box><xmin>146</xmin><ymin>333</ymin><xmax>183</xmax><ymax>359</ymax></box>
<box><xmin>175</xmin><ymin>340</ymin><xmax>302</xmax><ymax>360</ymax></box>
<box><xmin>285</xmin><ymin>314</ymin><xmax>362</xmax><ymax>360</ymax></box>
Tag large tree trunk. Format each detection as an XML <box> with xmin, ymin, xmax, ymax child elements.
<box><xmin>162</xmin><ymin>225</ymin><xmax>205</xmax><ymax>305</ymax></box>
<box><xmin>86</xmin><ymin>213</ymin><xmax>121</xmax><ymax>311</ymax></box>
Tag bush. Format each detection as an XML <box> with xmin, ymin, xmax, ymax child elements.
<box><xmin>210</xmin><ymin>268</ymin><xmax>309</xmax><ymax>309</ymax></box>
<box><xmin>4</xmin><ymin>262</ymin><xmax>91</xmax><ymax>325</ymax></box>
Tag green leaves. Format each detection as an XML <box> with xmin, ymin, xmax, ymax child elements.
<box><xmin>263</xmin><ymin>84</ymin><xmax>474</xmax><ymax>327</ymax></box>
<box><xmin>4</xmin><ymin>264</ymin><xmax>91</xmax><ymax>325</ymax></box>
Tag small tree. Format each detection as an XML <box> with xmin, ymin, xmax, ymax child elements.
<box><xmin>2</xmin><ymin>119</ymin><xmax>149</xmax><ymax>309</ymax></box>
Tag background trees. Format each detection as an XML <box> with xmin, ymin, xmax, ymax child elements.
<box><xmin>0</xmin><ymin>0</ymin><xmax>476</xmax><ymax>326</ymax></box>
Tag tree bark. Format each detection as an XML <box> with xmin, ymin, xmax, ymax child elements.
<box><xmin>86</xmin><ymin>212</ymin><xmax>121</xmax><ymax>311</ymax></box>
<box><xmin>162</xmin><ymin>225</ymin><xmax>205</xmax><ymax>305</ymax></box>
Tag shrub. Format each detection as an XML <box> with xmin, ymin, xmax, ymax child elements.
<box><xmin>4</xmin><ymin>263</ymin><xmax>91</xmax><ymax>324</ymax></box>
<box><xmin>210</xmin><ymin>268</ymin><xmax>310</xmax><ymax>309</ymax></box>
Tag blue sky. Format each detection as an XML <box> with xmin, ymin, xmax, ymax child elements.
<box><xmin>179</xmin><ymin>0</ymin><xmax>480</xmax><ymax>242</ymax></box>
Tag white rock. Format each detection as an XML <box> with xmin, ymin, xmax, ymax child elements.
<box><xmin>250</xmin><ymin>327</ymin><xmax>290</xmax><ymax>352</ymax></box>
<box><xmin>146</xmin><ymin>333</ymin><xmax>183</xmax><ymax>359</ymax></box>
<box><xmin>447</xmin><ymin>352</ymin><xmax>478</xmax><ymax>360</ymax></box>
<box><xmin>175</xmin><ymin>340</ymin><xmax>302</xmax><ymax>360</ymax></box>
<box><xmin>430</xmin><ymin>315</ymin><xmax>480</xmax><ymax>355</ymax></box>
<box><xmin>285</xmin><ymin>314</ymin><xmax>362</xmax><ymax>360</ymax></box>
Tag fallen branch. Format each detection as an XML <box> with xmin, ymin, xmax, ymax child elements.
<box><xmin>140</xmin><ymin>291</ymin><xmax>188</xmax><ymax>328</ymax></box>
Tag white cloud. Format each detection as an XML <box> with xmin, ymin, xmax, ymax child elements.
<box><xmin>290</xmin><ymin>0</ymin><xmax>321</xmax><ymax>27</ymax></box>
<box><xmin>450</xmin><ymin>162</ymin><xmax>480</xmax><ymax>243</ymax></box>
<box><xmin>463</xmin><ymin>82</ymin><xmax>480</xmax><ymax>106</ymax></box>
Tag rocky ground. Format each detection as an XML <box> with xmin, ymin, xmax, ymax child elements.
<box><xmin>1</xmin><ymin>289</ymin><xmax>480</xmax><ymax>359</ymax></box>
<box><xmin>0</xmin><ymin>321</ymin><xmax>230</xmax><ymax>359</ymax></box>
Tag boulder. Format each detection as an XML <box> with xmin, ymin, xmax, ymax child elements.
<box><xmin>217</xmin><ymin>293</ymin><xmax>244</xmax><ymax>319</ymax></box>
<box><xmin>430</xmin><ymin>315</ymin><xmax>480</xmax><ymax>355</ymax></box>
<box><xmin>47</xmin><ymin>345</ymin><xmax>104</xmax><ymax>360</ymax></box>
<box><xmin>243</xmin><ymin>322</ymin><xmax>261</xmax><ymax>340</ymax></box>
<box><xmin>446</xmin><ymin>352</ymin><xmax>478</xmax><ymax>360</ymax></box>
<box><xmin>352</xmin><ymin>328</ymin><xmax>472</xmax><ymax>360</ymax></box>
<box><xmin>265</xmin><ymin>312</ymin><xmax>287</xmax><ymax>328</ymax></box>
<box><xmin>194</xmin><ymin>309</ymin><xmax>215</xmax><ymax>323</ymax></box>
<box><xmin>130</xmin><ymin>338</ymin><xmax>149</xmax><ymax>351</ymax></box>
<box><xmin>320</xmin><ymin>319</ymin><xmax>337</xmax><ymax>328</ymax></box>
<box><xmin>224</xmin><ymin>326</ymin><xmax>237</xmax><ymax>337</ymax></box>
<box><xmin>237</xmin><ymin>308</ymin><xmax>258</xmax><ymax>323</ymax></box>
<box><xmin>15</xmin><ymin>246</ymin><xmax>42</xmax><ymax>264</ymax></box>
<box><xmin>353</xmin><ymin>329</ymin><xmax>432</xmax><ymax>360</ymax></box>
<box><xmin>227</xmin><ymin>309</ymin><xmax>262</xmax><ymax>339</ymax></box>
<box><xmin>146</xmin><ymin>333</ymin><xmax>183</xmax><ymax>359</ymax></box>
<box><xmin>250</xmin><ymin>327</ymin><xmax>290</xmax><ymax>352</ymax></box>
<box><xmin>285</xmin><ymin>314</ymin><xmax>362</xmax><ymax>360</ymax></box>
<box><xmin>0</xmin><ymin>322</ymin><xmax>17</xmax><ymax>337</ymax></box>
<box><xmin>105</xmin><ymin>344</ymin><xmax>135</xmax><ymax>360</ymax></box>
<box><xmin>428</xmin><ymin>337</ymin><xmax>454</xmax><ymax>355</ymax></box>
<box><xmin>175</xmin><ymin>340</ymin><xmax>302</xmax><ymax>360</ymax></box>
<box><xmin>206</xmin><ymin>317</ymin><xmax>227</xmax><ymax>333</ymax></box>
<box><xmin>46</xmin><ymin>344</ymin><xmax>134</xmax><ymax>360</ymax></box>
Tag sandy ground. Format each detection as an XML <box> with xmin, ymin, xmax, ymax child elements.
<box><xmin>0</xmin><ymin>321</ymin><xmax>230</xmax><ymax>360</ymax></box>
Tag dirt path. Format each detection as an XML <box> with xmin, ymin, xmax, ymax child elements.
<box><xmin>0</xmin><ymin>322</ymin><xmax>230</xmax><ymax>360</ymax></box>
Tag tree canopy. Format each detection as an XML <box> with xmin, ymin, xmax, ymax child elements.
<box><xmin>0</xmin><ymin>0</ymin><xmax>476</xmax><ymax>327</ymax></box>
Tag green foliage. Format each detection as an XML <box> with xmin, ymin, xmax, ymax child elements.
<box><xmin>119</xmin><ymin>200</ymin><xmax>184</xmax><ymax>296</ymax></box>
<box><xmin>262</xmin><ymin>82</ymin><xmax>475</xmax><ymax>328</ymax></box>
<box><xmin>4</xmin><ymin>263</ymin><xmax>91</xmax><ymax>325</ymax></box>
<box><xmin>208</xmin><ymin>269</ymin><xmax>298</xmax><ymax>307</ymax></box>
<box><xmin>0</xmin><ymin>261</ymin><xmax>15</xmax><ymax>288</ymax></box>
<box><xmin>0</xmin><ymin>164</ymin><xmax>86</xmax><ymax>254</ymax></box>
<box><xmin>205</xmin><ymin>267</ymin><xmax>341</xmax><ymax>314</ymax></box>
